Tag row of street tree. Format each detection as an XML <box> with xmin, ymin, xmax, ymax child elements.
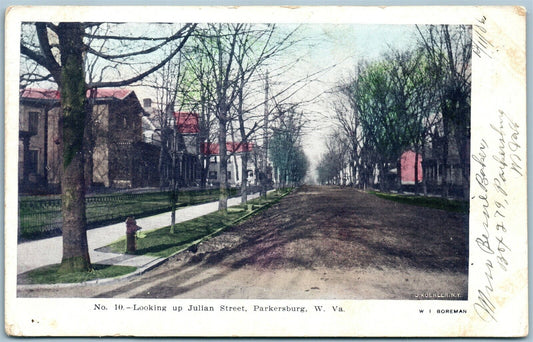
<box><xmin>318</xmin><ymin>25</ymin><xmax>471</xmax><ymax>198</ymax></box>
<box><xmin>20</xmin><ymin>22</ymin><xmax>310</xmax><ymax>273</ymax></box>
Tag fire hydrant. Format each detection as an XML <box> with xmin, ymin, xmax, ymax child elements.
<box><xmin>125</xmin><ymin>217</ymin><xmax>141</xmax><ymax>254</ymax></box>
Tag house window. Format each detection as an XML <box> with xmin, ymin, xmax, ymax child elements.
<box><xmin>227</xmin><ymin>171</ymin><xmax>231</xmax><ymax>180</ymax></box>
<box><xmin>28</xmin><ymin>111</ymin><xmax>39</xmax><ymax>134</ymax></box>
<box><xmin>211</xmin><ymin>156</ymin><xmax>217</xmax><ymax>164</ymax></box>
<box><xmin>208</xmin><ymin>171</ymin><xmax>217</xmax><ymax>179</ymax></box>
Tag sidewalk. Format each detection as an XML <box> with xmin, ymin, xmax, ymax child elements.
<box><xmin>17</xmin><ymin>193</ymin><xmax>260</xmax><ymax>275</ymax></box>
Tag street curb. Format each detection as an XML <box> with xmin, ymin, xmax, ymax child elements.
<box><xmin>17</xmin><ymin>189</ymin><xmax>292</xmax><ymax>291</ymax></box>
<box><xmin>16</xmin><ymin>256</ymin><xmax>169</xmax><ymax>290</ymax></box>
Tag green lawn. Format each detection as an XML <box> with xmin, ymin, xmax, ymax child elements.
<box><xmin>106</xmin><ymin>189</ymin><xmax>292</xmax><ymax>258</ymax></box>
<box><xmin>19</xmin><ymin>264</ymin><xmax>137</xmax><ymax>284</ymax></box>
<box><xmin>19</xmin><ymin>189</ymin><xmax>291</xmax><ymax>285</ymax></box>
<box><xmin>369</xmin><ymin>191</ymin><xmax>469</xmax><ymax>214</ymax></box>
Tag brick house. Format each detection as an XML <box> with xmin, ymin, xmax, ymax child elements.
<box><xmin>140</xmin><ymin>103</ymin><xmax>202</xmax><ymax>187</ymax></box>
<box><xmin>400</xmin><ymin>150</ymin><xmax>423</xmax><ymax>185</ymax></box>
<box><xmin>19</xmin><ymin>88</ymin><xmax>158</xmax><ymax>192</ymax></box>
<box><xmin>19</xmin><ymin>89</ymin><xmax>60</xmax><ymax>192</ymax></box>
<box><xmin>390</xmin><ymin>130</ymin><xmax>469</xmax><ymax>196</ymax></box>
<box><xmin>89</xmin><ymin>88</ymin><xmax>150</xmax><ymax>189</ymax></box>
<box><xmin>173</xmin><ymin>111</ymin><xmax>201</xmax><ymax>187</ymax></box>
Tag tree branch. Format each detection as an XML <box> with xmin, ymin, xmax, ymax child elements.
<box><xmin>86</xmin><ymin>24</ymin><xmax>193</xmax><ymax>61</ymax></box>
<box><xmin>35</xmin><ymin>23</ymin><xmax>61</xmax><ymax>81</ymax></box>
<box><xmin>88</xmin><ymin>24</ymin><xmax>196</xmax><ymax>88</ymax></box>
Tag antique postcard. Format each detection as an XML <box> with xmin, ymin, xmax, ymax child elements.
<box><xmin>4</xmin><ymin>5</ymin><xmax>527</xmax><ymax>337</ymax></box>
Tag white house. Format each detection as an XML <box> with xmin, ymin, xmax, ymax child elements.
<box><xmin>201</xmin><ymin>142</ymin><xmax>256</xmax><ymax>187</ymax></box>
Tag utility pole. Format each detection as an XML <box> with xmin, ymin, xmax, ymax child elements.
<box><xmin>169</xmin><ymin>109</ymin><xmax>178</xmax><ymax>233</ymax></box>
<box><xmin>261</xmin><ymin>72</ymin><xmax>269</xmax><ymax>198</ymax></box>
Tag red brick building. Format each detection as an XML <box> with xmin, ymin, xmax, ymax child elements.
<box><xmin>19</xmin><ymin>88</ymin><xmax>158</xmax><ymax>193</ymax></box>
<box><xmin>400</xmin><ymin>150</ymin><xmax>423</xmax><ymax>185</ymax></box>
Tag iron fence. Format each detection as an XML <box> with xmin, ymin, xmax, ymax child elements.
<box><xmin>18</xmin><ymin>188</ymin><xmax>238</xmax><ymax>240</ymax></box>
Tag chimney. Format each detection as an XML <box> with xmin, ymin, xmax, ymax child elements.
<box><xmin>143</xmin><ymin>98</ymin><xmax>152</xmax><ymax>108</ymax></box>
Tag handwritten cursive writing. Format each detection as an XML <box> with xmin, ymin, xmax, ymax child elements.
<box><xmin>472</xmin><ymin>109</ymin><xmax>522</xmax><ymax>323</ymax></box>
<box><xmin>474</xmin><ymin>260</ymin><xmax>496</xmax><ymax>322</ymax></box>
<box><xmin>473</xmin><ymin>16</ymin><xmax>494</xmax><ymax>59</ymax></box>
<box><xmin>472</xmin><ymin>138</ymin><xmax>488</xmax><ymax>192</ymax></box>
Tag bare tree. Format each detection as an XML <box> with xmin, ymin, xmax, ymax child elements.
<box><xmin>330</xmin><ymin>65</ymin><xmax>365</xmax><ymax>188</ymax></box>
<box><xmin>316</xmin><ymin>130</ymin><xmax>350</xmax><ymax>185</ymax></box>
<box><xmin>194</xmin><ymin>23</ymin><xmax>301</xmax><ymax>210</ymax></box>
<box><xmin>269</xmin><ymin>105</ymin><xmax>309</xmax><ymax>187</ymax></box>
<box><xmin>416</xmin><ymin>25</ymin><xmax>472</xmax><ymax>198</ymax></box>
<box><xmin>146</xmin><ymin>51</ymin><xmax>194</xmax><ymax>232</ymax></box>
<box><xmin>384</xmin><ymin>48</ymin><xmax>441</xmax><ymax>194</ymax></box>
<box><xmin>328</xmin><ymin>26</ymin><xmax>470</xmax><ymax>198</ymax></box>
<box><xmin>193</xmin><ymin>24</ymin><xmax>244</xmax><ymax>211</ymax></box>
<box><xmin>20</xmin><ymin>22</ymin><xmax>196</xmax><ymax>272</ymax></box>
<box><xmin>230</xmin><ymin>25</ymin><xmax>301</xmax><ymax>203</ymax></box>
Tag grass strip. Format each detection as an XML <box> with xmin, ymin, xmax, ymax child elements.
<box><xmin>19</xmin><ymin>264</ymin><xmax>137</xmax><ymax>285</ymax></box>
<box><xmin>19</xmin><ymin>189</ymin><xmax>292</xmax><ymax>285</ymax></box>
<box><xmin>369</xmin><ymin>191</ymin><xmax>469</xmax><ymax>214</ymax></box>
<box><xmin>106</xmin><ymin>188</ymin><xmax>293</xmax><ymax>259</ymax></box>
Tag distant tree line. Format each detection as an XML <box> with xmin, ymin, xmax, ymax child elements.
<box><xmin>269</xmin><ymin>106</ymin><xmax>309</xmax><ymax>187</ymax></box>
<box><xmin>318</xmin><ymin>25</ymin><xmax>471</xmax><ymax>199</ymax></box>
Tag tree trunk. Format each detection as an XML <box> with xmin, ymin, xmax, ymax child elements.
<box><xmin>232</xmin><ymin>153</ymin><xmax>239</xmax><ymax>185</ymax></box>
<box><xmin>379</xmin><ymin>163</ymin><xmax>385</xmax><ymax>192</ymax></box>
<box><xmin>240</xmin><ymin>151</ymin><xmax>249</xmax><ymax>204</ymax></box>
<box><xmin>422</xmin><ymin>137</ymin><xmax>428</xmax><ymax>196</ymax></box>
<box><xmin>397</xmin><ymin>158</ymin><xmax>403</xmax><ymax>194</ymax></box>
<box><xmin>455</xmin><ymin>109</ymin><xmax>470</xmax><ymax>199</ymax></box>
<box><xmin>57</xmin><ymin>23</ymin><xmax>91</xmax><ymax>273</ymax></box>
<box><xmin>170</xmin><ymin>191</ymin><xmax>177</xmax><ymax>233</ymax></box>
<box><xmin>351</xmin><ymin>149</ymin><xmax>358</xmax><ymax>188</ymax></box>
<box><xmin>441</xmin><ymin>115</ymin><xmax>450</xmax><ymax>198</ymax></box>
<box><xmin>414</xmin><ymin>146</ymin><xmax>420</xmax><ymax>195</ymax></box>
<box><xmin>159</xmin><ymin>133</ymin><xmax>169</xmax><ymax>189</ymax></box>
<box><xmin>218</xmin><ymin>117</ymin><xmax>228</xmax><ymax>211</ymax></box>
<box><xmin>200</xmin><ymin>152</ymin><xmax>209</xmax><ymax>188</ymax></box>
<box><xmin>460</xmin><ymin>148</ymin><xmax>470</xmax><ymax>199</ymax></box>
<box><xmin>261</xmin><ymin>73</ymin><xmax>269</xmax><ymax>198</ymax></box>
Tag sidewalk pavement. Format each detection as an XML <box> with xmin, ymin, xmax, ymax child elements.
<box><xmin>17</xmin><ymin>193</ymin><xmax>260</xmax><ymax>276</ymax></box>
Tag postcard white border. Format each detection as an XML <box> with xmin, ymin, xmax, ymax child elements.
<box><xmin>4</xmin><ymin>5</ymin><xmax>528</xmax><ymax>337</ymax></box>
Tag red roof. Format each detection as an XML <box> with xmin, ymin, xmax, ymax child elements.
<box><xmin>201</xmin><ymin>142</ymin><xmax>254</xmax><ymax>155</ymax></box>
<box><xmin>20</xmin><ymin>88</ymin><xmax>60</xmax><ymax>100</ymax></box>
<box><xmin>88</xmin><ymin>88</ymin><xmax>133</xmax><ymax>100</ymax></box>
<box><xmin>21</xmin><ymin>88</ymin><xmax>133</xmax><ymax>101</ymax></box>
<box><xmin>174</xmin><ymin>112</ymin><xmax>199</xmax><ymax>134</ymax></box>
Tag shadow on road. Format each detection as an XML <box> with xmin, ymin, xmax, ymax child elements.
<box><xmin>93</xmin><ymin>186</ymin><xmax>468</xmax><ymax>299</ymax></box>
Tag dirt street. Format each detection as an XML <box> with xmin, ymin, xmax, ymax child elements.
<box><xmin>19</xmin><ymin>186</ymin><xmax>468</xmax><ymax>299</ymax></box>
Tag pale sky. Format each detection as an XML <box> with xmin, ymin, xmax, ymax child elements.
<box><xmin>21</xmin><ymin>22</ymin><xmax>421</xmax><ymax>180</ymax></box>
<box><xmin>284</xmin><ymin>24</ymin><xmax>420</xmax><ymax>181</ymax></box>
<box><xmin>123</xmin><ymin>23</ymin><xmax>422</xmax><ymax>180</ymax></box>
